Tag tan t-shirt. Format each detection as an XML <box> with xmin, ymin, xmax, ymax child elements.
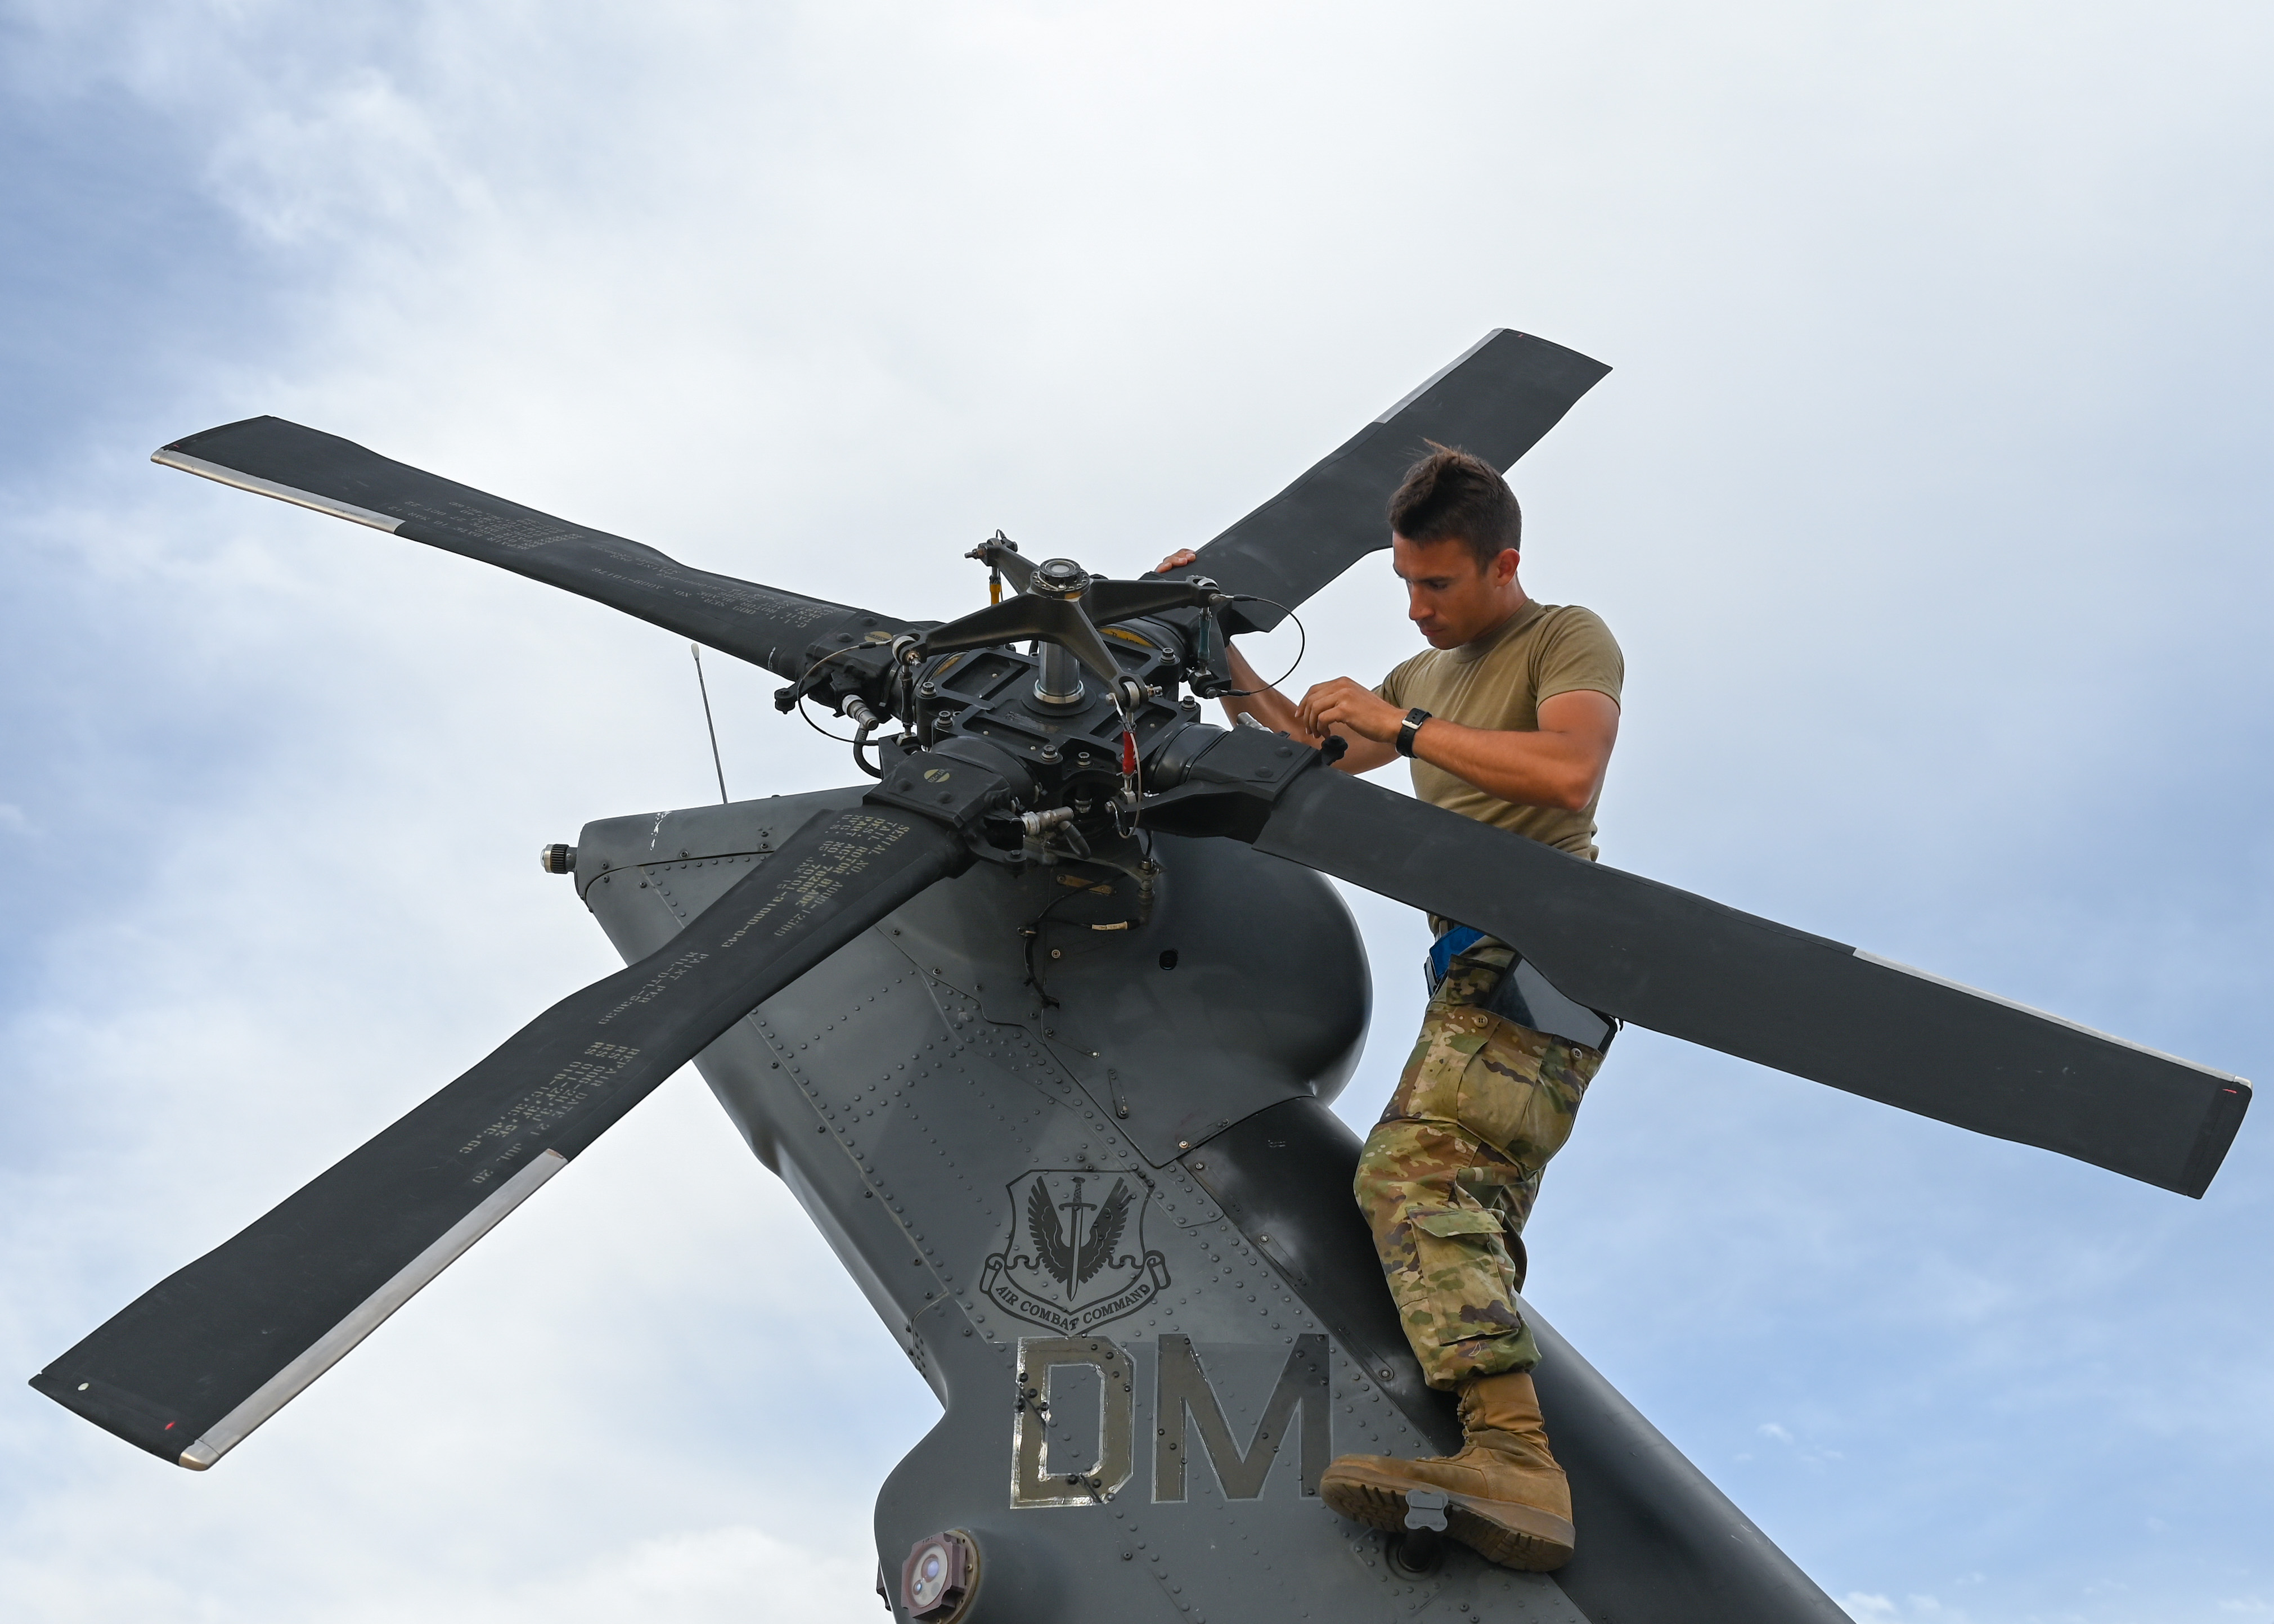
<box><xmin>1375</xmin><ymin>600</ymin><xmax>1624</xmax><ymax>867</ymax></box>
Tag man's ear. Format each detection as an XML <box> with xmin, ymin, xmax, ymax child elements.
<box><xmin>1493</xmin><ymin>548</ymin><xmax>1521</xmax><ymax>586</ymax></box>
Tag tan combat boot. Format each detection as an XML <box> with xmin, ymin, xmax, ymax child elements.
<box><xmin>1318</xmin><ymin>1370</ymin><xmax>1575</xmax><ymax>1572</ymax></box>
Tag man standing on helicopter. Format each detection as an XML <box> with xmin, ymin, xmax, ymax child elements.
<box><xmin>1156</xmin><ymin>444</ymin><xmax>1623</xmax><ymax>1573</ymax></box>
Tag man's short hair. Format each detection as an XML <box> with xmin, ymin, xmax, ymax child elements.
<box><xmin>1386</xmin><ymin>443</ymin><xmax>1521</xmax><ymax>569</ymax></box>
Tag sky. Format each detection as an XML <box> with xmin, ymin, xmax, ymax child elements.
<box><xmin>2</xmin><ymin>3</ymin><xmax>2269</xmax><ymax>1621</ymax></box>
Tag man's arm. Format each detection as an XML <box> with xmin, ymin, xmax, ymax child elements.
<box><xmin>1217</xmin><ymin>642</ymin><xmax>1301</xmax><ymax>734</ymax></box>
<box><xmin>1221</xmin><ymin>646</ymin><xmax>1403</xmax><ymax>775</ymax></box>
<box><xmin>1155</xmin><ymin>547</ymin><xmax>1398</xmax><ymax>774</ymax></box>
<box><xmin>1297</xmin><ymin>680</ymin><xmax>1620</xmax><ymax>811</ymax></box>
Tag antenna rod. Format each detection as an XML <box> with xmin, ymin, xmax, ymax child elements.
<box><xmin>690</xmin><ymin>643</ymin><xmax>729</xmax><ymax>804</ymax></box>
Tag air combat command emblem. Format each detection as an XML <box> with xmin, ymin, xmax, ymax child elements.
<box><xmin>981</xmin><ymin>1168</ymin><xmax>1171</xmax><ymax>1334</ymax></box>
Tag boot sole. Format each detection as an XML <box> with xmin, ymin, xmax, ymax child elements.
<box><xmin>1320</xmin><ymin>1462</ymin><xmax>1575</xmax><ymax>1573</ymax></box>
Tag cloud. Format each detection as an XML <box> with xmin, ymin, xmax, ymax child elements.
<box><xmin>1842</xmin><ymin>1596</ymin><xmax>1966</xmax><ymax>1624</ymax></box>
<box><xmin>330</xmin><ymin>1525</ymin><xmax>881</xmax><ymax>1624</ymax></box>
<box><xmin>5</xmin><ymin>3</ymin><xmax>2272</xmax><ymax>1622</ymax></box>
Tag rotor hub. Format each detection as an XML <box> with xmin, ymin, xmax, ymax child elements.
<box><xmin>1029</xmin><ymin>558</ymin><xmax>1093</xmax><ymax>706</ymax></box>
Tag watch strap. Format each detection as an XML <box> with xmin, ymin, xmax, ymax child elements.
<box><xmin>1395</xmin><ymin>707</ymin><xmax>1432</xmax><ymax>757</ymax></box>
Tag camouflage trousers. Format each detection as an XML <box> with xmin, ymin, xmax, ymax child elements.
<box><xmin>1355</xmin><ymin>941</ymin><xmax>1604</xmax><ymax>1391</ymax></box>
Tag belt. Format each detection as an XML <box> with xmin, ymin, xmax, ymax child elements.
<box><xmin>1427</xmin><ymin>924</ymin><xmax>1490</xmax><ymax>987</ymax></box>
<box><xmin>1426</xmin><ymin>927</ymin><xmax>1616</xmax><ymax>1054</ymax></box>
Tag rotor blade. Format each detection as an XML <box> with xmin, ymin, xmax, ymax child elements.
<box><xmin>1171</xmin><ymin>330</ymin><xmax>1610</xmax><ymax>632</ymax></box>
<box><xmin>916</xmin><ymin>594</ymin><xmax>1122</xmax><ymax>687</ymax></box>
<box><xmin>1081</xmin><ymin>577</ymin><xmax>1220</xmax><ymax>626</ymax></box>
<box><xmin>30</xmin><ymin>806</ymin><xmax>966</xmax><ymax>1468</ymax></box>
<box><xmin>1245</xmin><ymin>767</ymin><xmax>2249</xmax><ymax>1196</ymax></box>
<box><xmin>155</xmin><ymin>417</ymin><xmax>902</xmax><ymax>680</ymax></box>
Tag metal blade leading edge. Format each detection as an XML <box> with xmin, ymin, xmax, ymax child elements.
<box><xmin>155</xmin><ymin>417</ymin><xmax>904</xmax><ymax>680</ymax></box>
<box><xmin>31</xmin><ymin>807</ymin><xmax>966</xmax><ymax>1467</ymax></box>
<box><xmin>1175</xmin><ymin>331</ymin><xmax>1610</xmax><ymax>631</ymax></box>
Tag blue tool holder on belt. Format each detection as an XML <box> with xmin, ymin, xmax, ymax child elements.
<box><xmin>1426</xmin><ymin>925</ymin><xmax>1616</xmax><ymax>1053</ymax></box>
<box><xmin>1426</xmin><ymin>925</ymin><xmax>1491</xmax><ymax>990</ymax></box>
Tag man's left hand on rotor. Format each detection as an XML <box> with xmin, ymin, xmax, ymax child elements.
<box><xmin>1155</xmin><ymin>547</ymin><xmax>1390</xmax><ymax>750</ymax></box>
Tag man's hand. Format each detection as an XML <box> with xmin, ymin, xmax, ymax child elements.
<box><xmin>1297</xmin><ymin>677</ymin><xmax>1406</xmax><ymax>745</ymax></box>
<box><xmin>1152</xmin><ymin>549</ymin><xmax>1404</xmax><ymax>775</ymax></box>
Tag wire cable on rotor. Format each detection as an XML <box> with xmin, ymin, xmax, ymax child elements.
<box><xmin>1217</xmin><ymin>595</ymin><xmax>1306</xmax><ymax>695</ymax></box>
<box><xmin>1108</xmin><ymin>682</ymin><xmax>1141</xmax><ymax>835</ymax></box>
<box><xmin>792</xmin><ymin>645</ymin><xmax>869</xmax><ymax>745</ymax></box>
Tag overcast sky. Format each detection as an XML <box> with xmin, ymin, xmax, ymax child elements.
<box><xmin>3</xmin><ymin>4</ymin><xmax>2269</xmax><ymax>1622</ymax></box>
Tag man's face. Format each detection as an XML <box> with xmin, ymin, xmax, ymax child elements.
<box><xmin>1392</xmin><ymin>533</ymin><xmax>1520</xmax><ymax>648</ymax></box>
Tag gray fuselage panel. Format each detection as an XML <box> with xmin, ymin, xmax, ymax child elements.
<box><xmin>569</xmin><ymin>790</ymin><xmax>1841</xmax><ymax>1624</ymax></box>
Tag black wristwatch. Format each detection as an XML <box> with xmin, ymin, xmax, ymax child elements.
<box><xmin>1395</xmin><ymin>707</ymin><xmax>1432</xmax><ymax>758</ymax></box>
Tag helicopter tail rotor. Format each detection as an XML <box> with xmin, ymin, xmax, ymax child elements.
<box><xmin>153</xmin><ymin>417</ymin><xmax>905</xmax><ymax>681</ymax></box>
<box><xmin>1162</xmin><ymin>330</ymin><xmax>1610</xmax><ymax>633</ymax></box>
<box><xmin>46</xmin><ymin>326</ymin><xmax>2248</xmax><ymax>1506</ymax></box>
<box><xmin>1149</xmin><ymin>727</ymin><xmax>2252</xmax><ymax>1197</ymax></box>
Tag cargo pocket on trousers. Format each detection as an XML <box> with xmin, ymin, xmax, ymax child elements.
<box><xmin>1394</xmin><ymin>1206</ymin><xmax>1524</xmax><ymax>1346</ymax></box>
<box><xmin>1454</xmin><ymin>1021</ymin><xmax>1595</xmax><ymax>1171</ymax></box>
